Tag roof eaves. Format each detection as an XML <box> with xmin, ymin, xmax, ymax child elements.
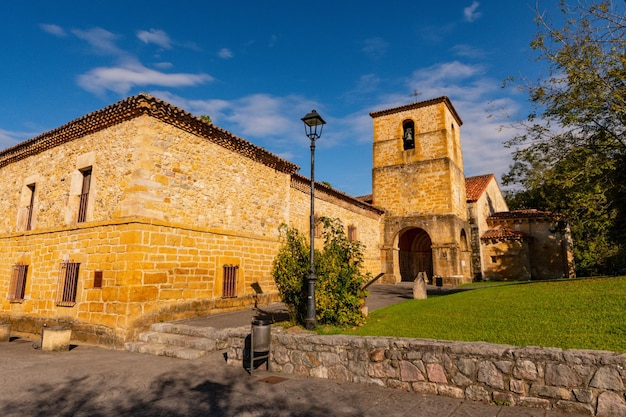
<box><xmin>0</xmin><ymin>93</ymin><xmax>300</xmax><ymax>174</ymax></box>
<box><xmin>369</xmin><ymin>96</ymin><xmax>463</xmax><ymax>126</ymax></box>
<box><xmin>465</xmin><ymin>173</ymin><xmax>495</xmax><ymax>202</ymax></box>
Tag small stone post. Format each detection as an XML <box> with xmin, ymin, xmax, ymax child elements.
<box><xmin>41</xmin><ymin>326</ymin><xmax>72</xmax><ymax>352</ymax></box>
<box><xmin>413</xmin><ymin>272</ymin><xmax>428</xmax><ymax>300</ymax></box>
<box><xmin>0</xmin><ymin>322</ymin><xmax>11</xmax><ymax>342</ymax></box>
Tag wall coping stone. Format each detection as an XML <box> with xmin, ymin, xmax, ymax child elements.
<box><xmin>227</xmin><ymin>331</ymin><xmax>626</xmax><ymax>416</ymax></box>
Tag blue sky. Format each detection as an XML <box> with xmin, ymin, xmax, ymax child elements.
<box><xmin>1</xmin><ymin>0</ymin><xmax>544</xmax><ymax>197</ymax></box>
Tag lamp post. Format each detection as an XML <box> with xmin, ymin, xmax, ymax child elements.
<box><xmin>301</xmin><ymin>110</ymin><xmax>326</xmax><ymax>330</ymax></box>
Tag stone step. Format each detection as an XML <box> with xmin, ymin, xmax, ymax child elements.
<box><xmin>125</xmin><ymin>341</ymin><xmax>207</xmax><ymax>360</ymax></box>
<box><xmin>138</xmin><ymin>331</ymin><xmax>217</xmax><ymax>351</ymax></box>
<box><xmin>124</xmin><ymin>321</ymin><xmax>251</xmax><ymax>360</ymax></box>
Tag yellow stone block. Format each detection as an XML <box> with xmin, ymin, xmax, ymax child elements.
<box><xmin>128</xmin><ymin>286</ymin><xmax>158</xmax><ymax>302</ymax></box>
<box><xmin>160</xmin><ymin>289</ymin><xmax>183</xmax><ymax>299</ymax></box>
<box><xmin>85</xmin><ymin>290</ymin><xmax>102</xmax><ymax>302</ymax></box>
<box><xmin>150</xmin><ymin>233</ymin><xmax>167</xmax><ymax>246</ymax></box>
<box><xmin>120</xmin><ymin>230</ymin><xmax>142</xmax><ymax>244</ymax></box>
<box><xmin>98</xmin><ymin>314</ymin><xmax>118</xmax><ymax>329</ymax></box>
<box><xmin>89</xmin><ymin>302</ymin><xmax>104</xmax><ymax>312</ymax></box>
<box><xmin>144</xmin><ymin>272</ymin><xmax>168</xmax><ymax>284</ymax></box>
<box><xmin>116</xmin><ymin>270</ymin><xmax>143</xmax><ymax>286</ymax></box>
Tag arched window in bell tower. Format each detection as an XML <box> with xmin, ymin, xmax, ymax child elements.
<box><xmin>402</xmin><ymin>120</ymin><xmax>415</xmax><ymax>150</ymax></box>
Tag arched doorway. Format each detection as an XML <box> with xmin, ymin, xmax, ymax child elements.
<box><xmin>398</xmin><ymin>228</ymin><xmax>433</xmax><ymax>282</ymax></box>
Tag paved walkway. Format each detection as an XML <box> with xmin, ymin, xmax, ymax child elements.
<box><xmin>0</xmin><ymin>340</ymin><xmax>586</xmax><ymax>417</ymax></box>
<box><xmin>0</xmin><ymin>283</ymin><xmax>588</xmax><ymax>416</ymax></box>
<box><xmin>176</xmin><ymin>282</ymin><xmax>419</xmax><ymax>329</ymax></box>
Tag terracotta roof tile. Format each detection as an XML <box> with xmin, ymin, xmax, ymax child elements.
<box><xmin>291</xmin><ymin>175</ymin><xmax>383</xmax><ymax>215</ymax></box>
<box><xmin>465</xmin><ymin>174</ymin><xmax>494</xmax><ymax>202</ymax></box>
<box><xmin>481</xmin><ymin>228</ymin><xmax>528</xmax><ymax>241</ymax></box>
<box><xmin>356</xmin><ymin>194</ymin><xmax>373</xmax><ymax>204</ymax></box>
<box><xmin>0</xmin><ymin>93</ymin><xmax>300</xmax><ymax>174</ymax></box>
<box><xmin>369</xmin><ymin>96</ymin><xmax>463</xmax><ymax>126</ymax></box>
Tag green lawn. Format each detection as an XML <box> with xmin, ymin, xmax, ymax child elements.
<box><xmin>346</xmin><ymin>277</ymin><xmax>626</xmax><ymax>353</ymax></box>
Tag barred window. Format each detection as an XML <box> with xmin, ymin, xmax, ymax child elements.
<box><xmin>222</xmin><ymin>265</ymin><xmax>238</xmax><ymax>298</ymax></box>
<box><xmin>8</xmin><ymin>263</ymin><xmax>28</xmax><ymax>302</ymax></box>
<box><xmin>348</xmin><ymin>225</ymin><xmax>358</xmax><ymax>242</ymax></box>
<box><xmin>57</xmin><ymin>261</ymin><xmax>80</xmax><ymax>306</ymax></box>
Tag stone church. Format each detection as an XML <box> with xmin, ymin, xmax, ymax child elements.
<box><xmin>0</xmin><ymin>94</ymin><xmax>574</xmax><ymax>346</ymax></box>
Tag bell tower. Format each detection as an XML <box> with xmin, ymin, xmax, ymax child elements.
<box><xmin>370</xmin><ymin>97</ymin><xmax>471</xmax><ymax>285</ymax></box>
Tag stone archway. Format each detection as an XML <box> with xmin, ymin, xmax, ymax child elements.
<box><xmin>398</xmin><ymin>228</ymin><xmax>433</xmax><ymax>282</ymax></box>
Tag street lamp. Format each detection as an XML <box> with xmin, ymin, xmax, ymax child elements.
<box><xmin>301</xmin><ymin>109</ymin><xmax>326</xmax><ymax>330</ymax></box>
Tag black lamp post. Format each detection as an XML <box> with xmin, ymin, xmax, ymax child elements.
<box><xmin>301</xmin><ymin>109</ymin><xmax>326</xmax><ymax>330</ymax></box>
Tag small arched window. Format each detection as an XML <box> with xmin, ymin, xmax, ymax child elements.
<box><xmin>402</xmin><ymin>120</ymin><xmax>415</xmax><ymax>150</ymax></box>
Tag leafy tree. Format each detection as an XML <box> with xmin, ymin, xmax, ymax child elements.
<box><xmin>272</xmin><ymin>218</ymin><xmax>369</xmax><ymax>327</ymax></box>
<box><xmin>271</xmin><ymin>225</ymin><xmax>310</xmax><ymax>325</ymax></box>
<box><xmin>503</xmin><ymin>0</ymin><xmax>626</xmax><ymax>275</ymax></box>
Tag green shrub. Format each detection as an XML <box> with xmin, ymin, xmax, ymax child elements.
<box><xmin>271</xmin><ymin>218</ymin><xmax>370</xmax><ymax>327</ymax></box>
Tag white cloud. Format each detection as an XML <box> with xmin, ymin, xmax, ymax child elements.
<box><xmin>407</xmin><ymin>61</ymin><xmax>486</xmax><ymax>98</ymax></box>
<box><xmin>149</xmin><ymin>91</ymin><xmax>321</xmax><ymax>149</ymax></box>
<box><xmin>72</xmin><ymin>27</ymin><xmax>123</xmax><ymax>55</ymax></box>
<box><xmin>0</xmin><ymin>128</ymin><xmax>36</xmax><ymax>149</ymax></box>
<box><xmin>218</xmin><ymin>48</ymin><xmax>233</xmax><ymax>59</ymax></box>
<box><xmin>77</xmin><ymin>62</ymin><xmax>212</xmax><ymax>95</ymax></box>
<box><xmin>40</xmin><ymin>23</ymin><xmax>66</xmax><ymax>37</ymax></box>
<box><xmin>402</xmin><ymin>61</ymin><xmax>518</xmax><ymax>182</ymax></box>
<box><xmin>137</xmin><ymin>29</ymin><xmax>172</xmax><ymax>49</ymax></box>
<box><xmin>451</xmin><ymin>44</ymin><xmax>487</xmax><ymax>59</ymax></box>
<box><xmin>153</xmin><ymin>62</ymin><xmax>174</xmax><ymax>69</ymax></box>
<box><xmin>148</xmin><ymin>58</ymin><xmax>520</xmax><ymax>192</ymax></box>
<box><xmin>464</xmin><ymin>1</ymin><xmax>482</xmax><ymax>22</ymax></box>
<box><xmin>362</xmin><ymin>37</ymin><xmax>389</xmax><ymax>60</ymax></box>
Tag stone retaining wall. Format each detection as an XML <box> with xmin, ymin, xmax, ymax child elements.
<box><xmin>227</xmin><ymin>331</ymin><xmax>626</xmax><ymax>417</ymax></box>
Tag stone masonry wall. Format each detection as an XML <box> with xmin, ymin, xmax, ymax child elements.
<box><xmin>227</xmin><ymin>331</ymin><xmax>626</xmax><ymax>417</ymax></box>
<box><xmin>288</xmin><ymin>182</ymin><xmax>383</xmax><ymax>277</ymax></box>
<box><xmin>0</xmin><ymin>115</ymin><xmax>293</xmax><ymax>238</ymax></box>
<box><xmin>371</xmin><ymin>100</ymin><xmax>466</xmax><ymax>220</ymax></box>
<box><xmin>0</xmin><ymin>218</ymin><xmax>283</xmax><ymax>346</ymax></box>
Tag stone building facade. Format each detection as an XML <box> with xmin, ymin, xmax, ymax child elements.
<box><xmin>481</xmin><ymin>210</ymin><xmax>576</xmax><ymax>281</ymax></box>
<box><xmin>0</xmin><ymin>94</ymin><xmax>572</xmax><ymax>346</ymax></box>
<box><xmin>465</xmin><ymin>174</ymin><xmax>510</xmax><ymax>280</ymax></box>
<box><xmin>370</xmin><ymin>98</ymin><xmax>471</xmax><ymax>285</ymax></box>
<box><xmin>0</xmin><ymin>94</ymin><xmax>382</xmax><ymax>346</ymax></box>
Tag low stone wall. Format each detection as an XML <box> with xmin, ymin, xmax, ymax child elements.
<box><xmin>227</xmin><ymin>331</ymin><xmax>626</xmax><ymax>417</ymax></box>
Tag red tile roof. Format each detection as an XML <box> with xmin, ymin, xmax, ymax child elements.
<box><xmin>481</xmin><ymin>228</ymin><xmax>528</xmax><ymax>241</ymax></box>
<box><xmin>0</xmin><ymin>94</ymin><xmax>300</xmax><ymax>174</ymax></box>
<box><xmin>465</xmin><ymin>174</ymin><xmax>495</xmax><ymax>202</ymax></box>
<box><xmin>356</xmin><ymin>194</ymin><xmax>373</xmax><ymax>204</ymax></box>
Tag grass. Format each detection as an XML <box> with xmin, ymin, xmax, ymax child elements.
<box><xmin>343</xmin><ymin>277</ymin><xmax>626</xmax><ymax>353</ymax></box>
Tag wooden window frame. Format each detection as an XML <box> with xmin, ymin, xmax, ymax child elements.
<box><xmin>348</xmin><ymin>224</ymin><xmax>358</xmax><ymax>242</ymax></box>
<box><xmin>314</xmin><ymin>215</ymin><xmax>323</xmax><ymax>238</ymax></box>
<box><xmin>25</xmin><ymin>184</ymin><xmax>36</xmax><ymax>231</ymax></box>
<box><xmin>8</xmin><ymin>263</ymin><xmax>28</xmax><ymax>302</ymax></box>
<box><xmin>77</xmin><ymin>168</ymin><xmax>92</xmax><ymax>223</ymax></box>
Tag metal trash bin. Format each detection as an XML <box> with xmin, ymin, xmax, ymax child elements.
<box><xmin>249</xmin><ymin>319</ymin><xmax>271</xmax><ymax>374</ymax></box>
<box><xmin>435</xmin><ymin>276</ymin><xmax>443</xmax><ymax>287</ymax></box>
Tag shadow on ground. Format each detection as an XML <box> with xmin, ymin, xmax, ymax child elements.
<box><xmin>0</xmin><ymin>361</ymin><xmax>343</xmax><ymax>417</ymax></box>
